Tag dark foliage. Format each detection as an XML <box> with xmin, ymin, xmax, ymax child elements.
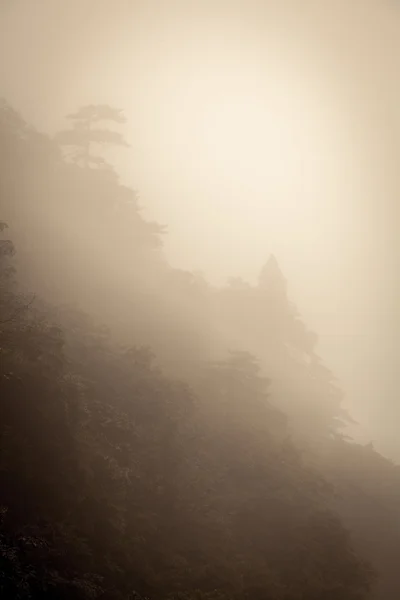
<box><xmin>1</xmin><ymin>100</ymin><xmax>396</xmax><ymax>599</ymax></box>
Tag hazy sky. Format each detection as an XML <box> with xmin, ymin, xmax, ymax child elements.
<box><xmin>0</xmin><ymin>0</ymin><xmax>398</xmax><ymax>454</ymax></box>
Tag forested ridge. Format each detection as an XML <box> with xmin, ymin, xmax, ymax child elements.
<box><xmin>0</xmin><ymin>100</ymin><xmax>399</xmax><ymax>599</ymax></box>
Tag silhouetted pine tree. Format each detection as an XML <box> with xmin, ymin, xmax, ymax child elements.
<box><xmin>55</xmin><ymin>104</ymin><xmax>129</xmax><ymax>169</ymax></box>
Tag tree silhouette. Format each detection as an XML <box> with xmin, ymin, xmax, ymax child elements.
<box><xmin>1</xmin><ymin>99</ymin><xmax>387</xmax><ymax>600</ymax></box>
<box><xmin>54</xmin><ymin>104</ymin><xmax>129</xmax><ymax>169</ymax></box>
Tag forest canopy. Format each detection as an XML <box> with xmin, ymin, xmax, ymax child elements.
<box><xmin>0</xmin><ymin>101</ymin><xmax>399</xmax><ymax>599</ymax></box>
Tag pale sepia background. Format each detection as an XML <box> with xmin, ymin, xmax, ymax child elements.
<box><xmin>1</xmin><ymin>0</ymin><xmax>398</xmax><ymax>456</ymax></box>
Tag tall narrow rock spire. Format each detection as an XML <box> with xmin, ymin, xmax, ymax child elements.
<box><xmin>258</xmin><ymin>254</ymin><xmax>287</xmax><ymax>299</ymax></box>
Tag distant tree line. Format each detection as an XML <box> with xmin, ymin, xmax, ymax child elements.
<box><xmin>1</xmin><ymin>99</ymin><xmax>400</xmax><ymax>599</ymax></box>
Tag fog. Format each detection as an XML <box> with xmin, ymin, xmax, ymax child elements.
<box><xmin>1</xmin><ymin>0</ymin><xmax>398</xmax><ymax>457</ymax></box>
<box><xmin>1</xmin><ymin>1</ymin><xmax>400</xmax><ymax>598</ymax></box>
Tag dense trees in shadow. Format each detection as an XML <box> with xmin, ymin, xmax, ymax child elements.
<box><xmin>0</xmin><ymin>100</ymin><xmax>397</xmax><ymax>598</ymax></box>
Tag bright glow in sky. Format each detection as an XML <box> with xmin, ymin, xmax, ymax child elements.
<box><xmin>0</xmin><ymin>0</ymin><xmax>398</xmax><ymax>455</ymax></box>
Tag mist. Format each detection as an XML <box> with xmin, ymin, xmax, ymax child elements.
<box><xmin>1</xmin><ymin>0</ymin><xmax>398</xmax><ymax>453</ymax></box>
<box><xmin>0</xmin><ymin>1</ymin><xmax>399</xmax><ymax>599</ymax></box>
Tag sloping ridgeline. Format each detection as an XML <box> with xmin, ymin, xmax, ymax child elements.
<box><xmin>0</xmin><ymin>100</ymin><xmax>395</xmax><ymax>599</ymax></box>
